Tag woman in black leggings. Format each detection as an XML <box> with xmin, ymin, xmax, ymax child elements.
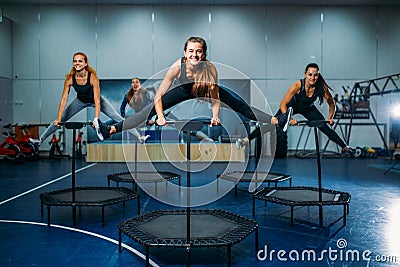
<box><xmin>237</xmin><ymin>63</ymin><xmax>361</xmax><ymax>157</ymax></box>
<box><xmin>98</xmin><ymin>36</ymin><xmax>275</xmax><ymax>138</ymax></box>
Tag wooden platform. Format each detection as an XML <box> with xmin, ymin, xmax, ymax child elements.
<box><xmin>86</xmin><ymin>142</ymin><xmax>245</xmax><ymax>162</ymax></box>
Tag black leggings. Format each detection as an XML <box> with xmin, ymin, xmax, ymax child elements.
<box><xmin>274</xmin><ymin>104</ymin><xmax>347</xmax><ymax>148</ymax></box>
<box><xmin>247</xmin><ymin>104</ymin><xmax>347</xmax><ymax>149</ymax></box>
<box><xmin>115</xmin><ymin>85</ymin><xmax>272</xmax><ymax>132</ymax></box>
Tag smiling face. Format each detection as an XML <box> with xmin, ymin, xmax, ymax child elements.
<box><xmin>131</xmin><ymin>78</ymin><xmax>141</xmax><ymax>91</ymax></box>
<box><xmin>184</xmin><ymin>41</ymin><xmax>205</xmax><ymax>66</ymax></box>
<box><xmin>73</xmin><ymin>54</ymin><xmax>88</xmax><ymax>72</ymax></box>
<box><xmin>304</xmin><ymin>67</ymin><xmax>319</xmax><ymax>87</ymax></box>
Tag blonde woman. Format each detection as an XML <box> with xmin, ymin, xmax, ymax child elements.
<box><xmin>30</xmin><ymin>52</ymin><xmax>148</xmax><ymax>146</ymax></box>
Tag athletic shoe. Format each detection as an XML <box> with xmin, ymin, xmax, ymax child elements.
<box><xmin>95</xmin><ymin>119</ymin><xmax>111</xmax><ymax>140</ymax></box>
<box><xmin>343</xmin><ymin>146</ymin><xmax>361</xmax><ymax>158</ymax></box>
<box><xmin>278</xmin><ymin>107</ymin><xmax>293</xmax><ymax>132</ymax></box>
<box><xmin>138</xmin><ymin>135</ymin><xmax>150</xmax><ymax>144</ymax></box>
<box><xmin>29</xmin><ymin>138</ymin><xmax>42</xmax><ymax>147</ymax></box>
<box><xmin>235</xmin><ymin>138</ymin><xmax>247</xmax><ymax>149</ymax></box>
<box><xmin>92</xmin><ymin>118</ymin><xmax>104</xmax><ymax>141</ymax></box>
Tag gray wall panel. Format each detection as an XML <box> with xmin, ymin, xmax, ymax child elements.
<box><xmin>8</xmin><ymin>6</ymin><xmax>40</xmax><ymax>80</ymax></box>
<box><xmin>323</xmin><ymin>6</ymin><xmax>377</xmax><ymax>79</ymax></box>
<box><xmin>153</xmin><ymin>6</ymin><xmax>210</xmax><ymax>71</ymax></box>
<box><xmin>211</xmin><ymin>6</ymin><xmax>267</xmax><ymax>79</ymax></box>
<box><xmin>377</xmin><ymin>7</ymin><xmax>400</xmax><ymax>76</ymax></box>
<box><xmin>97</xmin><ymin>6</ymin><xmax>154</xmax><ymax>78</ymax></box>
<box><xmin>266</xmin><ymin>6</ymin><xmax>322</xmax><ymax>80</ymax></box>
<box><xmin>39</xmin><ymin>6</ymin><xmax>97</xmax><ymax>79</ymax></box>
<box><xmin>0</xmin><ymin>17</ymin><xmax>12</xmax><ymax>79</ymax></box>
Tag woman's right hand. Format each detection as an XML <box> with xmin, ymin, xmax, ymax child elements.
<box><xmin>53</xmin><ymin>119</ymin><xmax>60</xmax><ymax>127</ymax></box>
<box><xmin>156</xmin><ymin>116</ymin><xmax>166</xmax><ymax>126</ymax></box>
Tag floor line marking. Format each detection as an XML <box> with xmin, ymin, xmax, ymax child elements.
<box><xmin>0</xmin><ymin>219</ymin><xmax>159</xmax><ymax>267</ymax></box>
<box><xmin>0</xmin><ymin>163</ymin><xmax>97</xmax><ymax>205</ymax></box>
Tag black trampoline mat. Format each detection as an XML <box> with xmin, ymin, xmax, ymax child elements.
<box><xmin>111</xmin><ymin>171</ymin><xmax>179</xmax><ymax>183</ymax></box>
<box><xmin>267</xmin><ymin>189</ymin><xmax>340</xmax><ymax>202</ymax></box>
<box><xmin>44</xmin><ymin>188</ymin><xmax>135</xmax><ymax>203</ymax></box>
<box><xmin>219</xmin><ymin>171</ymin><xmax>287</xmax><ymax>182</ymax></box>
<box><xmin>137</xmin><ymin>214</ymin><xmax>237</xmax><ymax>239</ymax></box>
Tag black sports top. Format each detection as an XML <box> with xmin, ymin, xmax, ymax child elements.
<box><xmin>294</xmin><ymin>78</ymin><xmax>318</xmax><ymax>107</ymax></box>
<box><xmin>73</xmin><ymin>72</ymin><xmax>94</xmax><ymax>103</ymax></box>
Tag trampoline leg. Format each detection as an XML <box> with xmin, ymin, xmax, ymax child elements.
<box><xmin>255</xmin><ymin>226</ymin><xmax>259</xmax><ymax>253</ymax></box>
<box><xmin>101</xmin><ymin>206</ymin><xmax>105</xmax><ymax>226</ymax></box>
<box><xmin>234</xmin><ymin>185</ymin><xmax>238</xmax><ymax>197</ymax></box>
<box><xmin>252</xmin><ymin>196</ymin><xmax>255</xmax><ymax>216</ymax></box>
<box><xmin>118</xmin><ymin>229</ymin><xmax>122</xmax><ymax>253</ymax></box>
<box><xmin>40</xmin><ymin>201</ymin><xmax>43</xmax><ymax>215</ymax></box>
<box><xmin>185</xmin><ymin>246</ymin><xmax>191</xmax><ymax>267</ymax></box>
<box><xmin>227</xmin><ymin>244</ymin><xmax>232</xmax><ymax>267</ymax></box>
<box><xmin>319</xmin><ymin>205</ymin><xmax>323</xmax><ymax>227</ymax></box>
<box><xmin>107</xmin><ymin>177</ymin><xmax>110</xmax><ymax>187</ymax></box>
<box><xmin>72</xmin><ymin>205</ymin><xmax>77</xmax><ymax>226</ymax></box>
<box><xmin>343</xmin><ymin>205</ymin><xmax>347</xmax><ymax>226</ymax></box>
<box><xmin>290</xmin><ymin>206</ymin><xmax>294</xmax><ymax>226</ymax></box>
<box><xmin>47</xmin><ymin>205</ymin><xmax>51</xmax><ymax>226</ymax></box>
<box><xmin>146</xmin><ymin>246</ymin><xmax>150</xmax><ymax>267</ymax></box>
<box><xmin>137</xmin><ymin>195</ymin><xmax>141</xmax><ymax>215</ymax></box>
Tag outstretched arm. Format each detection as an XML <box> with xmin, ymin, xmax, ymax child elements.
<box><xmin>209</xmin><ymin>63</ymin><xmax>220</xmax><ymax>126</ymax></box>
<box><xmin>154</xmin><ymin>59</ymin><xmax>181</xmax><ymax>126</ymax></box>
<box><xmin>324</xmin><ymin>86</ymin><xmax>336</xmax><ymax>125</ymax></box>
<box><xmin>91</xmin><ymin>74</ymin><xmax>101</xmax><ymax>119</ymax></box>
<box><xmin>54</xmin><ymin>78</ymin><xmax>72</xmax><ymax>126</ymax></box>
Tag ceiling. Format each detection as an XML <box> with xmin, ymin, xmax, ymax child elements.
<box><xmin>1</xmin><ymin>0</ymin><xmax>399</xmax><ymax>5</ymax></box>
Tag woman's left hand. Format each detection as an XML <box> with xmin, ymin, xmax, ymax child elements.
<box><xmin>328</xmin><ymin>118</ymin><xmax>335</xmax><ymax>126</ymax></box>
<box><xmin>210</xmin><ymin>117</ymin><xmax>220</xmax><ymax>127</ymax></box>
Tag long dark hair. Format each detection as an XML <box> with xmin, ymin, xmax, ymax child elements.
<box><xmin>305</xmin><ymin>63</ymin><xmax>332</xmax><ymax>105</ymax></box>
<box><xmin>126</xmin><ymin>77</ymin><xmax>146</xmax><ymax>112</ymax></box>
<box><xmin>183</xmin><ymin>36</ymin><xmax>216</xmax><ymax>98</ymax></box>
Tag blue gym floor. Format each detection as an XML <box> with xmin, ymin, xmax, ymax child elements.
<box><xmin>0</xmin><ymin>154</ymin><xmax>399</xmax><ymax>267</ymax></box>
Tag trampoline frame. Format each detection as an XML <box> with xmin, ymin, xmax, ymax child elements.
<box><xmin>118</xmin><ymin>209</ymin><xmax>258</xmax><ymax>267</ymax></box>
<box><xmin>40</xmin><ymin>186</ymin><xmax>140</xmax><ymax>226</ymax></box>
<box><xmin>39</xmin><ymin>122</ymin><xmax>141</xmax><ymax>227</ymax></box>
<box><xmin>107</xmin><ymin>171</ymin><xmax>181</xmax><ymax>189</ymax></box>
<box><xmin>217</xmin><ymin>170</ymin><xmax>292</xmax><ymax>196</ymax></box>
<box><xmin>252</xmin><ymin>186</ymin><xmax>350</xmax><ymax>226</ymax></box>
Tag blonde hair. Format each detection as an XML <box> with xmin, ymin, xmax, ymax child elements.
<box><xmin>65</xmin><ymin>52</ymin><xmax>97</xmax><ymax>79</ymax></box>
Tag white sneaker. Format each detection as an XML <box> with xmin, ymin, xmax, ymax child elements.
<box><xmin>235</xmin><ymin>138</ymin><xmax>247</xmax><ymax>149</ymax></box>
<box><xmin>29</xmin><ymin>138</ymin><xmax>42</xmax><ymax>147</ymax></box>
<box><xmin>278</xmin><ymin>107</ymin><xmax>293</xmax><ymax>132</ymax></box>
<box><xmin>92</xmin><ymin>118</ymin><xmax>104</xmax><ymax>141</ymax></box>
<box><xmin>138</xmin><ymin>135</ymin><xmax>150</xmax><ymax>144</ymax></box>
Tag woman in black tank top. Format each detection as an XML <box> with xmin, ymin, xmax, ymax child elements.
<box><xmin>238</xmin><ymin>63</ymin><xmax>360</xmax><ymax>157</ymax></box>
<box><xmin>104</xmin><ymin>36</ymin><xmax>274</xmax><ymax>137</ymax></box>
